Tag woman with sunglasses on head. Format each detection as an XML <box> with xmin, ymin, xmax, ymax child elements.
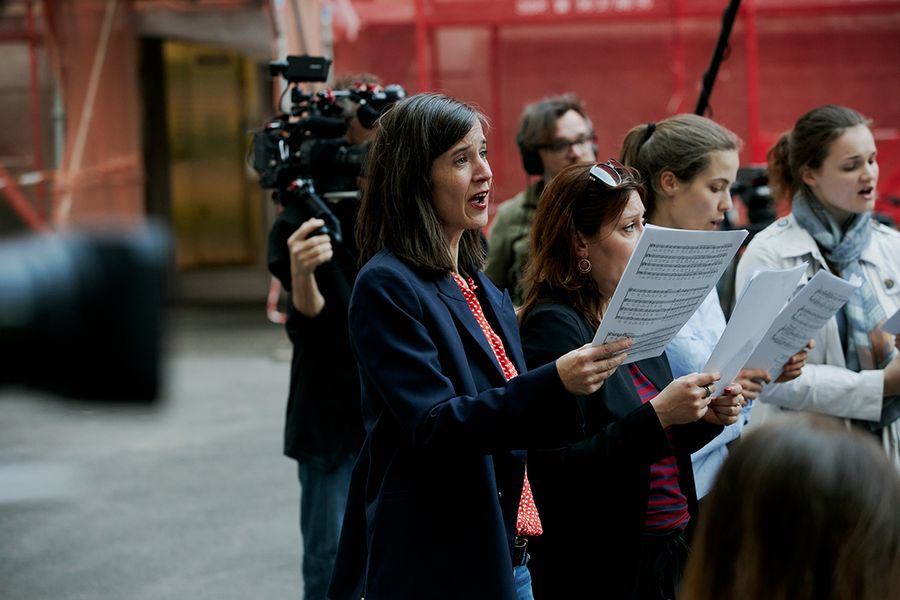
<box><xmin>619</xmin><ymin>115</ymin><xmax>812</xmax><ymax>504</ymax></box>
<box><xmin>518</xmin><ymin>161</ymin><xmax>744</xmax><ymax>600</ymax></box>
<box><xmin>326</xmin><ymin>94</ymin><xmax>633</xmax><ymax>600</ymax></box>
<box><xmin>735</xmin><ymin>105</ymin><xmax>900</xmax><ymax>466</ymax></box>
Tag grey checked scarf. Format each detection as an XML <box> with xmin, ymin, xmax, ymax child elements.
<box><xmin>793</xmin><ymin>192</ymin><xmax>898</xmax><ymax>426</ymax></box>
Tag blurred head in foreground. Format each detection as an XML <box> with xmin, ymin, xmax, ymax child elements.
<box><xmin>681</xmin><ymin>414</ymin><xmax>900</xmax><ymax>600</ymax></box>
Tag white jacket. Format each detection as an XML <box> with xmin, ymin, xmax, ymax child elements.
<box><xmin>735</xmin><ymin>214</ymin><xmax>900</xmax><ymax>467</ymax></box>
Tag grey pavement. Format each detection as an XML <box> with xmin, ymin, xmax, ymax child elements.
<box><xmin>0</xmin><ymin>305</ymin><xmax>303</xmax><ymax>599</ymax></box>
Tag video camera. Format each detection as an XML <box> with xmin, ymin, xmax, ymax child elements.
<box><xmin>250</xmin><ymin>55</ymin><xmax>405</xmax><ymax>242</ymax></box>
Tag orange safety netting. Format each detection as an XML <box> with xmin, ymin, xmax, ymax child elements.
<box><xmin>42</xmin><ymin>0</ymin><xmax>144</xmax><ymax>227</ymax></box>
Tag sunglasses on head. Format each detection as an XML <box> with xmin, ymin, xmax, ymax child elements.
<box><xmin>589</xmin><ymin>158</ymin><xmax>627</xmax><ymax>187</ymax></box>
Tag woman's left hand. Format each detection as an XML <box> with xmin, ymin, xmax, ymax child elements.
<box><xmin>733</xmin><ymin>368</ymin><xmax>770</xmax><ymax>402</ymax></box>
<box><xmin>702</xmin><ymin>383</ymin><xmax>744</xmax><ymax>426</ymax></box>
<box><xmin>555</xmin><ymin>339</ymin><xmax>632</xmax><ymax>396</ymax></box>
<box><xmin>775</xmin><ymin>339</ymin><xmax>815</xmax><ymax>383</ymax></box>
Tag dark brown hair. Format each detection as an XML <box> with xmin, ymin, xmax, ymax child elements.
<box><xmin>517</xmin><ymin>93</ymin><xmax>592</xmax><ymax>149</ymax></box>
<box><xmin>620</xmin><ymin>114</ymin><xmax>739</xmax><ymax>219</ymax></box>
<box><xmin>518</xmin><ymin>162</ymin><xmax>644</xmax><ymax>330</ymax></box>
<box><xmin>766</xmin><ymin>104</ymin><xmax>870</xmax><ymax>202</ymax></box>
<box><xmin>681</xmin><ymin>414</ymin><xmax>900</xmax><ymax>600</ymax></box>
<box><xmin>356</xmin><ymin>93</ymin><xmax>488</xmax><ymax>277</ymax></box>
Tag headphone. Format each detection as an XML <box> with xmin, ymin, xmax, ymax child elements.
<box><xmin>517</xmin><ymin>134</ymin><xmax>545</xmax><ymax>176</ymax></box>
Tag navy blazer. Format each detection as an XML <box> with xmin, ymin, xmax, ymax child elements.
<box><xmin>329</xmin><ymin>250</ymin><xmax>583</xmax><ymax>600</ymax></box>
<box><xmin>520</xmin><ymin>300</ymin><xmax>723</xmax><ymax>599</ymax></box>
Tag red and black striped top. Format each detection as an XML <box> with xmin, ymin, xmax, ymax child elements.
<box><xmin>627</xmin><ymin>363</ymin><xmax>690</xmax><ymax>533</ymax></box>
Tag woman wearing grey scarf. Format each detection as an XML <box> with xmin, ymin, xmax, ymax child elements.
<box><xmin>736</xmin><ymin>105</ymin><xmax>900</xmax><ymax>468</ymax></box>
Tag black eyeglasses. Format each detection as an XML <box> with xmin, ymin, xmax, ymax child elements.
<box><xmin>589</xmin><ymin>158</ymin><xmax>627</xmax><ymax>187</ymax></box>
<box><xmin>537</xmin><ymin>134</ymin><xmax>596</xmax><ymax>155</ymax></box>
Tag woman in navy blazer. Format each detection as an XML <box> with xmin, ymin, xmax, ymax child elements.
<box><xmin>327</xmin><ymin>94</ymin><xmax>631</xmax><ymax>600</ymax></box>
<box><xmin>518</xmin><ymin>162</ymin><xmax>744</xmax><ymax>599</ymax></box>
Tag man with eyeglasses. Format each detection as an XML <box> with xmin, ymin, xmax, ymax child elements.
<box><xmin>485</xmin><ymin>93</ymin><xmax>597</xmax><ymax>305</ymax></box>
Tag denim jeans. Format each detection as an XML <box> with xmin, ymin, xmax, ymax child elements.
<box><xmin>514</xmin><ymin>560</ymin><xmax>534</xmax><ymax>600</ymax></box>
<box><xmin>297</xmin><ymin>457</ymin><xmax>354</xmax><ymax>600</ymax></box>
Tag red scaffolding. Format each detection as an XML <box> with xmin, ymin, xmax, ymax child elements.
<box><xmin>333</xmin><ymin>0</ymin><xmax>900</xmax><ymax>222</ymax></box>
<box><xmin>0</xmin><ymin>0</ymin><xmax>49</xmax><ymax>230</ymax></box>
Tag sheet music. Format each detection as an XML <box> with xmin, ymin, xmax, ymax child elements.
<box><xmin>882</xmin><ymin>307</ymin><xmax>900</xmax><ymax>335</ymax></box>
<box><xmin>702</xmin><ymin>264</ymin><xmax>807</xmax><ymax>397</ymax></box>
<box><xmin>744</xmin><ymin>270</ymin><xmax>861</xmax><ymax>379</ymax></box>
<box><xmin>591</xmin><ymin>224</ymin><xmax>747</xmax><ymax>364</ymax></box>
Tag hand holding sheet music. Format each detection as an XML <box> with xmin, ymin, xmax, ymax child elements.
<box><xmin>591</xmin><ymin>224</ymin><xmax>747</xmax><ymax>364</ymax></box>
<box><xmin>743</xmin><ymin>270</ymin><xmax>862</xmax><ymax>380</ymax></box>
<box><xmin>702</xmin><ymin>264</ymin><xmax>807</xmax><ymax>398</ymax></box>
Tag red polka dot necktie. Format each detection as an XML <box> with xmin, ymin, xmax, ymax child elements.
<box><xmin>451</xmin><ymin>273</ymin><xmax>543</xmax><ymax>537</ymax></box>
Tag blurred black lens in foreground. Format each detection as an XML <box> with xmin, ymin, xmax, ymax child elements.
<box><xmin>0</xmin><ymin>222</ymin><xmax>170</xmax><ymax>402</ymax></box>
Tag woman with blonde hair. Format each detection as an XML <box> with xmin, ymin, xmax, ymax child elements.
<box><xmin>620</xmin><ymin>114</ymin><xmax>811</xmax><ymax>501</ymax></box>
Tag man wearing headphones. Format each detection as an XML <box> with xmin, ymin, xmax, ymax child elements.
<box><xmin>485</xmin><ymin>93</ymin><xmax>597</xmax><ymax>305</ymax></box>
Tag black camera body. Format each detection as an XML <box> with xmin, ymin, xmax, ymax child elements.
<box><xmin>252</xmin><ymin>115</ymin><xmax>358</xmax><ymax>193</ymax></box>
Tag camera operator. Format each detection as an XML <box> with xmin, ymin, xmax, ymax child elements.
<box><xmin>265</xmin><ymin>75</ymin><xmax>380</xmax><ymax>600</ymax></box>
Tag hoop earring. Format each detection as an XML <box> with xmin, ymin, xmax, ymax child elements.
<box><xmin>577</xmin><ymin>258</ymin><xmax>592</xmax><ymax>274</ymax></box>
